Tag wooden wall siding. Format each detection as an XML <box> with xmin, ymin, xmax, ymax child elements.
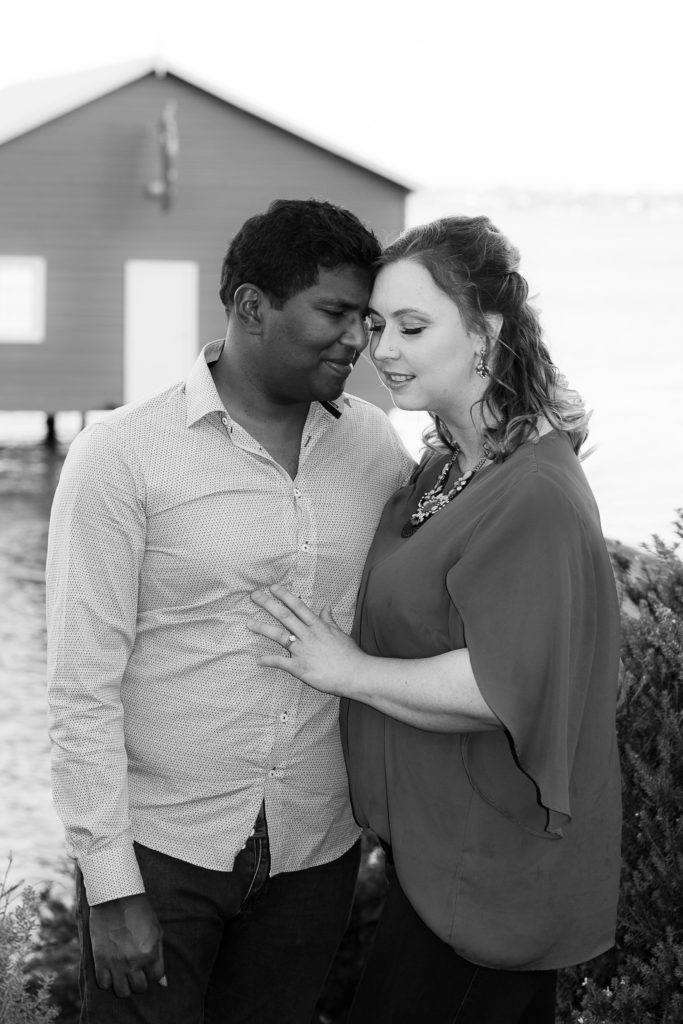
<box><xmin>0</xmin><ymin>73</ymin><xmax>406</xmax><ymax>411</ymax></box>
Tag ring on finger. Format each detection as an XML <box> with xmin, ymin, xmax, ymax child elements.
<box><xmin>283</xmin><ymin>633</ymin><xmax>297</xmax><ymax>653</ymax></box>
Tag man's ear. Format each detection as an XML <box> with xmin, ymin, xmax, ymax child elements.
<box><xmin>232</xmin><ymin>284</ymin><xmax>264</xmax><ymax>333</ymax></box>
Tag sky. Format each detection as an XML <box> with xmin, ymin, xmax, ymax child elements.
<box><xmin>1</xmin><ymin>0</ymin><xmax>681</xmax><ymax>194</ymax></box>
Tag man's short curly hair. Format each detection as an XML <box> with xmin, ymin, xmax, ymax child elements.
<box><xmin>219</xmin><ymin>198</ymin><xmax>381</xmax><ymax>311</ymax></box>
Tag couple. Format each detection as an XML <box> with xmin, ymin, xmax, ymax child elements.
<box><xmin>46</xmin><ymin>199</ymin><xmax>622</xmax><ymax>1024</ymax></box>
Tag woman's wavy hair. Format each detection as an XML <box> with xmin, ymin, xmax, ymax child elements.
<box><xmin>377</xmin><ymin>215</ymin><xmax>590</xmax><ymax>458</ymax></box>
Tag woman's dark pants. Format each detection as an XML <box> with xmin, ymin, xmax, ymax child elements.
<box><xmin>348</xmin><ymin>871</ymin><xmax>557</xmax><ymax>1024</ymax></box>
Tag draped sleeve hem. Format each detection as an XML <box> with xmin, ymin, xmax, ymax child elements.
<box><xmin>445</xmin><ymin>451</ymin><xmax>596</xmax><ymax>837</ymax></box>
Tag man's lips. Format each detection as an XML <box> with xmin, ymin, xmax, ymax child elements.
<box><xmin>322</xmin><ymin>359</ymin><xmax>354</xmax><ymax>377</ymax></box>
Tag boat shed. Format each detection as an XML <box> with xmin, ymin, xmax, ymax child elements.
<box><xmin>0</xmin><ymin>59</ymin><xmax>411</xmax><ymax>420</ymax></box>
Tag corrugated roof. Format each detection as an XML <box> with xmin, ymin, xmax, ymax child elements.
<box><xmin>0</xmin><ymin>58</ymin><xmax>413</xmax><ymax>190</ymax></box>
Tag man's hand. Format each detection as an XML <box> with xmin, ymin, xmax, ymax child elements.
<box><xmin>89</xmin><ymin>893</ymin><xmax>166</xmax><ymax>998</ymax></box>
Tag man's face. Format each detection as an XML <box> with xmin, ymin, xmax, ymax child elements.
<box><xmin>258</xmin><ymin>265</ymin><xmax>372</xmax><ymax>404</ymax></box>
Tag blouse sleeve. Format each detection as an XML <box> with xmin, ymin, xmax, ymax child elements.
<box><xmin>446</xmin><ymin>464</ymin><xmax>603</xmax><ymax>837</ymax></box>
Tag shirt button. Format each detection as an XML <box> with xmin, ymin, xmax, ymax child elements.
<box><xmin>293</xmin><ymin>488</ymin><xmax>302</xmax><ymax>499</ymax></box>
<box><xmin>221</xmin><ymin>417</ymin><xmax>228</xmax><ymax>425</ymax></box>
<box><xmin>268</xmin><ymin>769</ymin><xmax>276</xmax><ymax>777</ymax></box>
<box><xmin>280</xmin><ymin>712</ymin><xmax>289</xmax><ymax>723</ymax></box>
<box><xmin>301</xmin><ymin>542</ymin><xmax>310</xmax><ymax>552</ymax></box>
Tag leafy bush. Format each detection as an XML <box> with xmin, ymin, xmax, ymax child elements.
<box><xmin>558</xmin><ymin>516</ymin><xmax>683</xmax><ymax>1022</ymax></box>
<box><xmin>314</xmin><ymin>833</ymin><xmax>388</xmax><ymax>1023</ymax></box>
<box><xmin>0</xmin><ymin>863</ymin><xmax>57</xmax><ymax>1024</ymax></box>
<box><xmin>25</xmin><ymin>884</ymin><xmax>79</xmax><ymax>1024</ymax></box>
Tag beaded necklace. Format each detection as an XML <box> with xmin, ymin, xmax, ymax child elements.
<box><xmin>401</xmin><ymin>446</ymin><xmax>489</xmax><ymax>538</ymax></box>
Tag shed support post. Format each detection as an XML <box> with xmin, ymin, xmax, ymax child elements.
<box><xmin>44</xmin><ymin>413</ymin><xmax>56</xmax><ymax>447</ymax></box>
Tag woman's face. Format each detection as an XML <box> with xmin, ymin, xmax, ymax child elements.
<box><xmin>367</xmin><ymin>259</ymin><xmax>486</xmax><ymax>424</ymax></box>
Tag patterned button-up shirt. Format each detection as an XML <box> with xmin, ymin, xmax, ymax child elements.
<box><xmin>46</xmin><ymin>340</ymin><xmax>413</xmax><ymax>905</ymax></box>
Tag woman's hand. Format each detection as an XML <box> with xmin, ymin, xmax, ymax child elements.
<box><xmin>248</xmin><ymin>585</ymin><xmax>499</xmax><ymax>733</ymax></box>
<box><xmin>247</xmin><ymin>584</ymin><xmax>367</xmax><ymax>697</ymax></box>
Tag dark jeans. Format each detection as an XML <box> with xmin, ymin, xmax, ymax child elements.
<box><xmin>348</xmin><ymin>871</ymin><xmax>557</xmax><ymax>1024</ymax></box>
<box><xmin>77</xmin><ymin>821</ymin><xmax>360</xmax><ymax>1024</ymax></box>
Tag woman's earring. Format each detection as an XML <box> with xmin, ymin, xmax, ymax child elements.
<box><xmin>475</xmin><ymin>350</ymin><xmax>489</xmax><ymax>379</ymax></box>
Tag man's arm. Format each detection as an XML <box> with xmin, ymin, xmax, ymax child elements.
<box><xmin>46</xmin><ymin>424</ymin><xmax>164</xmax><ymax>995</ymax></box>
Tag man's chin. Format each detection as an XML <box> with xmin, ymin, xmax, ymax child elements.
<box><xmin>311</xmin><ymin>377</ymin><xmax>346</xmax><ymax>403</ymax></box>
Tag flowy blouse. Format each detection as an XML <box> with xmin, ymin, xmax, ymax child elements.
<box><xmin>341</xmin><ymin>431</ymin><xmax>622</xmax><ymax>971</ymax></box>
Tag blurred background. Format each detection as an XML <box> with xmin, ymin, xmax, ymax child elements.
<box><xmin>1</xmin><ymin>0</ymin><xmax>681</xmax><ymax>895</ymax></box>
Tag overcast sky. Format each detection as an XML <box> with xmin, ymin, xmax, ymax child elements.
<box><xmin>2</xmin><ymin>0</ymin><xmax>681</xmax><ymax>194</ymax></box>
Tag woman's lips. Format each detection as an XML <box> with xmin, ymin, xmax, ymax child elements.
<box><xmin>381</xmin><ymin>371</ymin><xmax>415</xmax><ymax>390</ymax></box>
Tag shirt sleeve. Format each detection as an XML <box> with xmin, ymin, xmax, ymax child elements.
<box><xmin>446</xmin><ymin>465</ymin><xmax>600</xmax><ymax>837</ymax></box>
<box><xmin>46</xmin><ymin>424</ymin><xmax>147</xmax><ymax>903</ymax></box>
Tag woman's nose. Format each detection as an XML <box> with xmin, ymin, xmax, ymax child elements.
<box><xmin>370</xmin><ymin>326</ymin><xmax>398</xmax><ymax>363</ymax></box>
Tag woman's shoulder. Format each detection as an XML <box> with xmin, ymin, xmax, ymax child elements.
<box><xmin>502</xmin><ymin>430</ymin><xmax>582</xmax><ymax>490</ymax></box>
<box><xmin>481</xmin><ymin>431</ymin><xmax>600</xmax><ymax>538</ymax></box>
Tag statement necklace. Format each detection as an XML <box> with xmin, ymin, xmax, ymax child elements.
<box><xmin>401</xmin><ymin>446</ymin><xmax>489</xmax><ymax>538</ymax></box>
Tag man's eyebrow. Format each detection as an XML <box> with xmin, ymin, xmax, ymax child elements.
<box><xmin>316</xmin><ymin>298</ymin><xmax>365</xmax><ymax>310</ymax></box>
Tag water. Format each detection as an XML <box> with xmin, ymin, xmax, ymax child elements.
<box><xmin>1</xmin><ymin>194</ymin><xmax>682</xmax><ymax>892</ymax></box>
<box><xmin>0</xmin><ymin>438</ymin><xmax>71</xmax><ymax>893</ymax></box>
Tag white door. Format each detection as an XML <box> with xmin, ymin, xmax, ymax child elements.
<box><xmin>124</xmin><ymin>260</ymin><xmax>199</xmax><ymax>405</ymax></box>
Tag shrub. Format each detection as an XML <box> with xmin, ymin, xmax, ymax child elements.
<box><xmin>25</xmin><ymin>884</ymin><xmax>79</xmax><ymax>1024</ymax></box>
<box><xmin>558</xmin><ymin>515</ymin><xmax>683</xmax><ymax>1022</ymax></box>
<box><xmin>0</xmin><ymin>863</ymin><xmax>58</xmax><ymax>1024</ymax></box>
<box><xmin>314</xmin><ymin>833</ymin><xmax>388</xmax><ymax>1023</ymax></box>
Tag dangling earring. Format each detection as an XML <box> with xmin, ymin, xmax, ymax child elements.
<box><xmin>475</xmin><ymin>349</ymin><xmax>489</xmax><ymax>379</ymax></box>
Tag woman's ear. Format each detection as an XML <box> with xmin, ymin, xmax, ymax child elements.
<box><xmin>232</xmin><ymin>284</ymin><xmax>263</xmax><ymax>333</ymax></box>
<box><xmin>484</xmin><ymin>312</ymin><xmax>503</xmax><ymax>343</ymax></box>
<box><xmin>473</xmin><ymin>314</ymin><xmax>503</xmax><ymax>378</ymax></box>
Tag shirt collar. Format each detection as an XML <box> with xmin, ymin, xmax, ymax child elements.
<box><xmin>320</xmin><ymin>398</ymin><xmax>343</xmax><ymax>419</ymax></box>
<box><xmin>184</xmin><ymin>338</ymin><xmax>349</xmax><ymax>428</ymax></box>
<box><xmin>185</xmin><ymin>339</ymin><xmax>229</xmax><ymax>427</ymax></box>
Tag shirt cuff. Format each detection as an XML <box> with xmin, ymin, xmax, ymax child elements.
<box><xmin>79</xmin><ymin>844</ymin><xmax>146</xmax><ymax>905</ymax></box>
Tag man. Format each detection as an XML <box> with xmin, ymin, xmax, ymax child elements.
<box><xmin>46</xmin><ymin>198</ymin><xmax>413</xmax><ymax>1023</ymax></box>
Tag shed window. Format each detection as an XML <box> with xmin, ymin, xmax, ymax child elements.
<box><xmin>0</xmin><ymin>257</ymin><xmax>46</xmax><ymax>343</ymax></box>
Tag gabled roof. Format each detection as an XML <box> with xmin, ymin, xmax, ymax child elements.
<box><xmin>0</xmin><ymin>58</ymin><xmax>413</xmax><ymax>191</ymax></box>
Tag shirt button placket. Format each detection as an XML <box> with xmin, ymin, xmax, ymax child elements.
<box><xmin>292</xmin><ymin>483</ymin><xmax>315</xmax><ymax>605</ymax></box>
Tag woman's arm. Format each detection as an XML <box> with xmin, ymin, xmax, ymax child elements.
<box><xmin>343</xmin><ymin>647</ymin><xmax>499</xmax><ymax>732</ymax></box>
<box><xmin>248</xmin><ymin>585</ymin><xmax>500</xmax><ymax>734</ymax></box>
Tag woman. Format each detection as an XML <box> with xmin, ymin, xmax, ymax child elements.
<box><xmin>248</xmin><ymin>216</ymin><xmax>622</xmax><ymax>1023</ymax></box>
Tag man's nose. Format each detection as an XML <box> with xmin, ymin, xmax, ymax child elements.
<box><xmin>342</xmin><ymin>313</ymin><xmax>369</xmax><ymax>353</ymax></box>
